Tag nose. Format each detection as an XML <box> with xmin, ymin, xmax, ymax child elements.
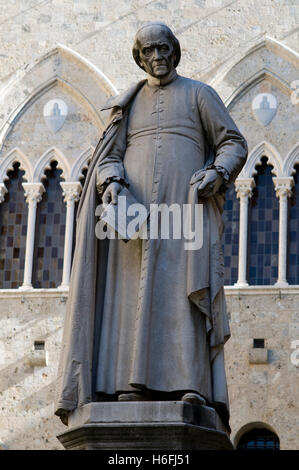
<box><xmin>153</xmin><ymin>47</ymin><xmax>162</xmax><ymax>59</ymax></box>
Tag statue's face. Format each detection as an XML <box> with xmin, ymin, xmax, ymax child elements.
<box><xmin>137</xmin><ymin>25</ymin><xmax>176</xmax><ymax>78</ymax></box>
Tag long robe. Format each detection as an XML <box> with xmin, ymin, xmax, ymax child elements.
<box><xmin>54</xmin><ymin>71</ymin><xmax>247</xmax><ymax>428</ymax></box>
<box><xmin>95</xmin><ymin>71</ymin><xmax>247</xmax><ymax>419</ymax></box>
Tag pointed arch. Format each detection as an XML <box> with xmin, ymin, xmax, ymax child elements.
<box><xmin>0</xmin><ymin>147</ymin><xmax>33</xmax><ymax>182</ymax></box>
<box><xmin>55</xmin><ymin>44</ymin><xmax>118</xmax><ymax>96</ymax></box>
<box><xmin>249</xmin><ymin>36</ymin><xmax>299</xmax><ymax>68</ymax></box>
<box><xmin>210</xmin><ymin>36</ymin><xmax>299</xmax><ymax>87</ymax></box>
<box><xmin>0</xmin><ymin>45</ymin><xmax>118</xmax><ymax>150</ymax></box>
<box><xmin>15</xmin><ymin>44</ymin><xmax>118</xmax><ymax>98</ymax></box>
<box><xmin>226</xmin><ymin>68</ymin><xmax>292</xmax><ymax>109</ymax></box>
<box><xmin>70</xmin><ymin>146</ymin><xmax>95</xmax><ymax>181</ymax></box>
<box><xmin>208</xmin><ymin>36</ymin><xmax>299</xmax><ymax>106</ymax></box>
<box><xmin>240</xmin><ymin>141</ymin><xmax>283</xmax><ymax>178</ymax></box>
<box><xmin>283</xmin><ymin>143</ymin><xmax>299</xmax><ymax>176</ymax></box>
<box><xmin>33</xmin><ymin>147</ymin><xmax>71</xmax><ymax>182</ymax></box>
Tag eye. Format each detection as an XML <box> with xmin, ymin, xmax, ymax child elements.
<box><xmin>160</xmin><ymin>45</ymin><xmax>169</xmax><ymax>52</ymax></box>
<box><xmin>143</xmin><ymin>47</ymin><xmax>153</xmax><ymax>56</ymax></box>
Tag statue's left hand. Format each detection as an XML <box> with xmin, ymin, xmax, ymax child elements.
<box><xmin>196</xmin><ymin>169</ymin><xmax>224</xmax><ymax>198</ymax></box>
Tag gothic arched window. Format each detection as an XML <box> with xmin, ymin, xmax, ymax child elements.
<box><xmin>32</xmin><ymin>161</ymin><xmax>66</xmax><ymax>288</ymax></box>
<box><xmin>288</xmin><ymin>164</ymin><xmax>299</xmax><ymax>284</ymax></box>
<box><xmin>0</xmin><ymin>163</ymin><xmax>28</xmax><ymax>288</ymax></box>
<box><xmin>248</xmin><ymin>157</ymin><xmax>279</xmax><ymax>285</ymax></box>
<box><xmin>237</xmin><ymin>428</ymin><xmax>280</xmax><ymax>450</ymax></box>
<box><xmin>222</xmin><ymin>183</ymin><xmax>240</xmax><ymax>285</ymax></box>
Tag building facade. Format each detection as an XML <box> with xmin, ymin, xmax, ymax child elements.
<box><xmin>0</xmin><ymin>0</ymin><xmax>298</xmax><ymax>450</ymax></box>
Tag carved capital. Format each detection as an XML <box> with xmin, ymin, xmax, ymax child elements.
<box><xmin>60</xmin><ymin>182</ymin><xmax>82</xmax><ymax>205</ymax></box>
<box><xmin>234</xmin><ymin>178</ymin><xmax>256</xmax><ymax>200</ymax></box>
<box><xmin>22</xmin><ymin>182</ymin><xmax>45</xmax><ymax>205</ymax></box>
<box><xmin>273</xmin><ymin>177</ymin><xmax>294</xmax><ymax>199</ymax></box>
<box><xmin>0</xmin><ymin>183</ymin><xmax>8</xmax><ymax>203</ymax></box>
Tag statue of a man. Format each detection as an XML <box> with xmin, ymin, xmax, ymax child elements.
<box><xmin>55</xmin><ymin>22</ymin><xmax>247</xmax><ymax>431</ymax></box>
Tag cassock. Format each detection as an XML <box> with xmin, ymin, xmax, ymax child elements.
<box><xmin>93</xmin><ymin>69</ymin><xmax>248</xmax><ymax>424</ymax></box>
<box><xmin>54</xmin><ymin>70</ymin><xmax>247</xmax><ymax>428</ymax></box>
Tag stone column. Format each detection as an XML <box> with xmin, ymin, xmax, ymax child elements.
<box><xmin>58</xmin><ymin>182</ymin><xmax>82</xmax><ymax>289</ymax></box>
<box><xmin>234</xmin><ymin>178</ymin><xmax>255</xmax><ymax>287</ymax></box>
<box><xmin>273</xmin><ymin>177</ymin><xmax>294</xmax><ymax>287</ymax></box>
<box><xmin>0</xmin><ymin>183</ymin><xmax>8</xmax><ymax>203</ymax></box>
<box><xmin>20</xmin><ymin>183</ymin><xmax>45</xmax><ymax>290</ymax></box>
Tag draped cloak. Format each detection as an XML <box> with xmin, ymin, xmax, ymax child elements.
<box><xmin>54</xmin><ymin>72</ymin><xmax>248</xmax><ymax>427</ymax></box>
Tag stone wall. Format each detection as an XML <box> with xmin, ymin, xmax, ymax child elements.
<box><xmin>0</xmin><ymin>0</ymin><xmax>298</xmax><ymax>94</ymax></box>
<box><xmin>1</xmin><ymin>289</ymin><xmax>299</xmax><ymax>449</ymax></box>
<box><xmin>0</xmin><ymin>0</ymin><xmax>298</xmax><ymax>450</ymax></box>
<box><xmin>225</xmin><ymin>288</ymin><xmax>299</xmax><ymax>450</ymax></box>
<box><xmin>0</xmin><ymin>291</ymin><xmax>66</xmax><ymax>449</ymax></box>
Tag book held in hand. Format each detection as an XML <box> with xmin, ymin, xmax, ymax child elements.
<box><xmin>98</xmin><ymin>187</ymin><xmax>149</xmax><ymax>242</ymax></box>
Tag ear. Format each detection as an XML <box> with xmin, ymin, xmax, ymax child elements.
<box><xmin>137</xmin><ymin>56</ymin><xmax>146</xmax><ymax>71</ymax></box>
<box><xmin>132</xmin><ymin>45</ymin><xmax>146</xmax><ymax>71</ymax></box>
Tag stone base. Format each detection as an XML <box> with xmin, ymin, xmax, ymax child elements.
<box><xmin>57</xmin><ymin>401</ymin><xmax>233</xmax><ymax>450</ymax></box>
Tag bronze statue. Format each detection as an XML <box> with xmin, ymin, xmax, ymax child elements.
<box><xmin>55</xmin><ymin>22</ymin><xmax>248</xmax><ymax>431</ymax></box>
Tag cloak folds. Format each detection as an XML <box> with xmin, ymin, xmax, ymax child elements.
<box><xmin>54</xmin><ymin>78</ymin><xmax>247</xmax><ymax>428</ymax></box>
<box><xmin>54</xmin><ymin>81</ymin><xmax>147</xmax><ymax>420</ymax></box>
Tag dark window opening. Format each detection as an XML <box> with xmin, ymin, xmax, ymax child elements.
<box><xmin>32</xmin><ymin>161</ymin><xmax>66</xmax><ymax>288</ymax></box>
<box><xmin>0</xmin><ymin>162</ymin><xmax>27</xmax><ymax>289</ymax></box>
<box><xmin>248</xmin><ymin>157</ymin><xmax>278</xmax><ymax>285</ymax></box>
<box><xmin>237</xmin><ymin>428</ymin><xmax>280</xmax><ymax>450</ymax></box>
<box><xmin>222</xmin><ymin>183</ymin><xmax>240</xmax><ymax>286</ymax></box>
<box><xmin>253</xmin><ymin>338</ymin><xmax>265</xmax><ymax>349</ymax></box>
<box><xmin>288</xmin><ymin>164</ymin><xmax>299</xmax><ymax>284</ymax></box>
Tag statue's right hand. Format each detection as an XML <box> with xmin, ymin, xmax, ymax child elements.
<box><xmin>102</xmin><ymin>182</ymin><xmax>123</xmax><ymax>205</ymax></box>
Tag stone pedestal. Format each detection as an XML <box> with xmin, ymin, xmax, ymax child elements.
<box><xmin>57</xmin><ymin>401</ymin><xmax>233</xmax><ymax>450</ymax></box>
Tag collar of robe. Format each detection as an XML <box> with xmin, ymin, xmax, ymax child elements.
<box><xmin>101</xmin><ymin>79</ymin><xmax>147</xmax><ymax>111</ymax></box>
<box><xmin>146</xmin><ymin>68</ymin><xmax>178</xmax><ymax>87</ymax></box>
<box><xmin>101</xmin><ymin>69</ymin><xmax>178</xmax><ymax>112</ymax></box>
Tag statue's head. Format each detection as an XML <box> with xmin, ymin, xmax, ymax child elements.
<box><xmin>132</xmin><ymin>22</ymin><xmax>181</xmax><ymax>78</ymax></box>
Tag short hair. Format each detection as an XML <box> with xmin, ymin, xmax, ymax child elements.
<box><xmin>132</xmin><ymin>22</ymin><xmax>181</xmax><ymax>71</ymax></box>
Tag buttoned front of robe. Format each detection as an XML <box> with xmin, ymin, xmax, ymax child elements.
<box><xmin>95</xmin><ymin>71</ymin><xmax>248</xmax><ymax>424</ymax></box>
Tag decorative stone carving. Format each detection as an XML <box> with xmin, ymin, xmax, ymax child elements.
<box><xmin>273</xmin><ymin>177</ymin><xmax>294</xmax><ymax>199</ymax></box>
<box><xmin>60</xmin><ymin>181</ymin><xmax>81</xmax><ymax>205</ymax></box>
<box><xmin>252</xmin><ymin>93</ymin><xmax>277</xmax><ymax>127</ymax></box>
<box><xmin>43</xmin><ymin>99</ymin><xmax>68</xmax><ymax>134</ymax></box>
<box><xmin>22</xmin><ymin>182</ymin><xmax>45</xmax><ymax>206</ymax></box>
